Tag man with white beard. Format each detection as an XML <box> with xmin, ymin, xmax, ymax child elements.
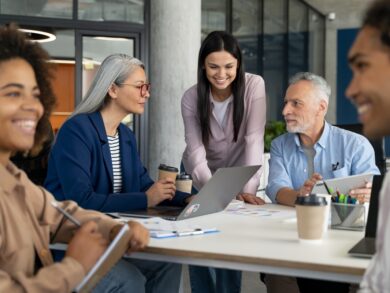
<box><xmin>266</xmin><ymin>72</ymin><xmax>379</xmax><ymax>207</ymax></box>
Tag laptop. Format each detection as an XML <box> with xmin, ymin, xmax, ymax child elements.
<box><xmin>119</xmin><ymin>165</ymin><xmax>261</xmax><ymax>221</ymax></box>
<box><xmin>348</xmin><ymin>174</ymin><xmax>383</xmax><ymax>258</ymax></box>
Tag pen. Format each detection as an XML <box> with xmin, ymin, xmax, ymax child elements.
<box><xmin>51</xmin><ymin>201</ymin><xmax>81</xmax><ymax>227</ymax></box>
<box><xmin>323</xmin><ymin>180</ymin><xmax>332</xmax><ymax>195</ymax></box>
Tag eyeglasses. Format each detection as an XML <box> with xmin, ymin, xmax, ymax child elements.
<box><xmin>118</xmin><ymin>83</ymin><xmax>151</xmax><ymax>97</ymax></box>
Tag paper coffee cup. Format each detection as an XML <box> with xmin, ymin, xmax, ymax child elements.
<box><xmin>158</xmin><ymin>164</ymin><xmax>178</xmax><ymax>181</ymax></box>
<box><xmin>295</xmin><ymin>194</ymin><xmax>328</xmax><ymax>242</ymax></box>
<box><xmin>176</xmin><ymin>173</ymin><xmax>192</xmax><ymax>193</ymax></box>
<box><xmin>316</xmin><ymin>194</ymin><xmax>332</xmax><ymax>233</ymax></box>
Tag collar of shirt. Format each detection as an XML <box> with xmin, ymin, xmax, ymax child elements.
<box><xmin>0</xmin><ymin>161</ymin><xmax>23</xmax><ymax>195</ymax></box>
<box><xmin>209</xmin><ymin>92</ymin><xmax>233</xmax><ymax>106</ymax></box>
<box><xmin>293</xmin><ymin>120</ymin><xmax>330</xmax><ymax>152</ymax></box>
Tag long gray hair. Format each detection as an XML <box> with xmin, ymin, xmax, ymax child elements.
<box><xmin>71</xmin><ymin>53</ymin><xmax>144</xmax><ymax>117</ymax></box>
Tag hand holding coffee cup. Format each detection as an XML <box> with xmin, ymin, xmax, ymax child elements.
<box><xmin>145</xmin><ymin>177</ymin><xmax>176</xmax><ymax>207</ymax></box>
<box><xmin>295</xmin><ymin>194</ymin><xmax>328</xmax><ymax>243</ymax></box>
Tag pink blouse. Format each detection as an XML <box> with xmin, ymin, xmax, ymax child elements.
<box><xmin>181</xmin><ymin>73</ymin><xmax>266</xmax><ymax>194</ymax></box>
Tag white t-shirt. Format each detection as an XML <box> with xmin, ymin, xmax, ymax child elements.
<box><xmin>359</xmin><ymin>172</ymin><xmax>390</xmax><ymax>292</ymax></box>
<box><xmin>211</xmin><ymin>95</ymin><xmax>232</xmax><ymax>129</ymax></box>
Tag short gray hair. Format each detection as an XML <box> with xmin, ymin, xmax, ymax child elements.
<box><xmin>71</xmin><ymin>53</ymin><xmax>144</xmax><ymax>117</ymax></box>
<box><xmin>288</xmin><ymin>72</ymin><xmax>330</xmax><ymax>104</ymax></box>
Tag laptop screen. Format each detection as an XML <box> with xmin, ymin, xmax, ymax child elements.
<box><xmin>365</xmin><ymin>175</ymin><xmax>384</xmax><ymax>238</ymax></box>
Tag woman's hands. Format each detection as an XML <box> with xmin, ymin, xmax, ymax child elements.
<box><xmin>145</xmin><ymin>178</ymin><xmax>176</xmax><ymax>207</ymax></box>
<box><xmin>109</xmin><ymin>221</ymin><xmax>150</xmax><ymax>254</ymax></box>
<box><xmin>66</xmin><ymin>221</ymin><xmax>107</xmax><ymax>273</ymax></box>
<box><xmin>236</xmin><ymin>193</ymin><xmax>265</xmax><ymax>205</ymax></box>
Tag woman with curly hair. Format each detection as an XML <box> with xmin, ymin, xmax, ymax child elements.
<box><xmin>0</xmin><ymin>24</ymin><xmax>149</xmax><ymax>292</ymax></box>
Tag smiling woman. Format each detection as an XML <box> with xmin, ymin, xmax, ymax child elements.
<box><xmin>0</xmin><ymin>25</ymin><xmax>56</xmax><ymax>164</ymax></box>
<box><xmin>44</xmin><ymin>53</ymin><xmax>190</xmax><ymax>292</ymax></box>
<box><xmin>181</xmin><ymin>30</ymin><xmax>267</xmax><ymax>293</ymax></box>
<box><xmin>0</xmin><ymin>59</ymin><xmax>44</xmax><ymax>163</ymax></box>
<box><xmin>0</xmin><ymin>24</ymin><xmax>151</xmax><ymax>293</ymax></box>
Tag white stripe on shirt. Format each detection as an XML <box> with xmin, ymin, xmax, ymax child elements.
<box><xmin>107</xmin><ymin>133</ymin><xmax>122</xmax><ymax>193</ymax></box>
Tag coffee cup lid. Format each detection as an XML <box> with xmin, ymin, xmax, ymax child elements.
<box><xmin>176</xmin><ymin>173</ymin><xmax>192</xmax><ymax>180</ymax></box>
<box><xmin>158</xmin><ymin>164</ymin><xmax>178</xmax><ymax>172</ymax></box>
<box><xmin>295</xmin><ymin>194</ymin><xmax>327</xmax><ymax>206</ymax></box>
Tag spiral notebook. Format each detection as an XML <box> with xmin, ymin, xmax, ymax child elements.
<box><xmin>73</xmin><ymin>224</ymin><xmax>130</xmax><ymax>293</ymax></box>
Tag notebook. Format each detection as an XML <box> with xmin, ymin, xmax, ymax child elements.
<box><xmin>119</xmin><ymin>165</ymin><xmax>261</xmax><ymax>221</ymax></box>
<box><xmin>74</xmin><ymin>224</ymin><xmax>131</xmax><ymax>292</ymax></box>
<box><xmin>348</xmin><ymin>174</ymin><xmax>383</xmax><ymax>258</ymax></box>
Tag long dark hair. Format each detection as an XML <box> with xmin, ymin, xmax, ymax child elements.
<box><xmin>197</xmin><ymin>31</ymin><xmax>245</xmax><ymax>145</ymax></box>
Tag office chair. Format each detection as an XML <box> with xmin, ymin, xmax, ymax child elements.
<box><xmin>335</xmin><ymin>123</ymin><xmax>386</xmax><ymax>175</ymax></box>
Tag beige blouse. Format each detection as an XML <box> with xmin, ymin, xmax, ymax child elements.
<box><xmin>0</xmin><ymin>162</ymin><xmax>119</xmax><ymax>292</ymax></box>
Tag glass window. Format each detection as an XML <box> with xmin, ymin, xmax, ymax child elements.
<box><xmin>202</xmin><ymin>0</ymin><xmax>226</xmax><ymax>39</ymax></box>
<box><xmin>0</xmin><ymin>0</ymin><xmax>72</xmax><ymax>19</ymax></box>
<box><xmin>233</xmin><ymin>0</ymin><xmax>262</xmax><ymax>75</ymax></box>
<box><xmin>78</xmin><ymin>0</ymin><xmax>144</xmax><ymax>24</ymax></box>
<box><xmin>308</xmin><ymin>10</ymin><xmax>325</xmax><ymax>76</ymax></box>
<box><xmin>263</xmin><ymin>0</ymin><xmax>287</xmax><ymax>121</ymax></box>
<box><xmin>288</xmin><ymin>0</ymin><xmax>309</xmax><ymax>78</ymax></box>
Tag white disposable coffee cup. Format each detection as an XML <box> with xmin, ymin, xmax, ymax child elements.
<box><xmin>176</xmin><ymin>173</ymin><xmax>192</xmax><ymax>194</ymax></box>
<box><xmin>316</xmin><ymin>194</ymin><xmax>332</xmax><ymax>233</ymax></box>
<box><xmin>295</xmin><ymin>194</ymin><xmax>328</xmax><ymax>243</ymax></box>
<box><xmin>158</xmin><ymin>164</ymin><xmax>178</xmax><ymax>182</ymax></box>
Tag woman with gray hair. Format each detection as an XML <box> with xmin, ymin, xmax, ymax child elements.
<box><xmin>45</xmin><ymin>53</ymin><xmax>187</xmax><ymax>292</ymax></box>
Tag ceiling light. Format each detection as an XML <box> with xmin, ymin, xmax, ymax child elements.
<box><xmin>19</xmin><ymin>28</ymin><xmax>56</xmax><ymax>43</ymax></box>
<box><xmin>93</xmin><ymin>36</ymin><xmax>129</xmax><ymax>42</ymax></box>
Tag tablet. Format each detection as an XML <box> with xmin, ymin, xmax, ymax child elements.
<box><xmin>312</xmin><ymin>173</ymin><xmax>374</xmax><ymax>195</ymax></box>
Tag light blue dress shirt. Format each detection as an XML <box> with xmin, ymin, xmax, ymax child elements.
<box><xmin>266</xmin><ymin>121</ymin><xmax>380</xmax><ymax>203</ymax></box>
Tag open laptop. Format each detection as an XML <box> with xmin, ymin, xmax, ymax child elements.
<box><xmin>348</xmin><ymin>174</ymin><xmax>383</xmax><ymax>258</ymax></box>
<box><xmin>119</xmin><ymin>165</ymin><xmax>261</xmax><ymax>221</ymax></box>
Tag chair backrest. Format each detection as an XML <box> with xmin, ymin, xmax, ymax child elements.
<box><xmin>335</xmin><ymin>123</ymin><xmax>386</xmax><ymax>175</ymax></box>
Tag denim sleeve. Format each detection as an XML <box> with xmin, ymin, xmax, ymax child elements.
<box><xmin>265</xmin><ymin>138</ymin><xmax>294</xmax><ymax>203</ymax></box>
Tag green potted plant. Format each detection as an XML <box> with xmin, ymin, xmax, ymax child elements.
<box><xmin>264</xmin><ymin>120</ymin><xmax>286</xmax><ymax>152</ymax></box>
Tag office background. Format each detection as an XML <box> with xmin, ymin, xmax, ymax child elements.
<box><xmin>0</xmin><ymin>0</ymin><xmax>381</xmax><ymax>178</ymax></box>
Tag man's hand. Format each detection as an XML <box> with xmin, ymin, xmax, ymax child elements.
<box><xmin>66</xmin><ymin>221</ymin><xmax>107</xmax><ymax>273</ymax></box>
<box><xmin>236</xmin><ymin>193</ymin><xmax>265</xmax><ymax>205</ymax></box>
<box><xmin>146</xmin><ymin>178</ymin><xmax>176</xmax><ymax>207</ymax></box>
<box><xmin>298</xmin><ymin>173</ymin><xmax>322</xmax><ymax>196</ymax></box>
<box><xmin>349</xmin><ymin>181</ymin><xmax>372</xmax><ymax>203</ymax></box>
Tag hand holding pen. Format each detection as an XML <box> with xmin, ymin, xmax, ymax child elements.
<box><xmin>51</xmin><ymin>201</ymin><xmax>108</xmax><ymax>272</ymax></box>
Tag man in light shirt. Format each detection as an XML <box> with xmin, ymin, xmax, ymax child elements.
<box><xmin>346</xmin><ymin>0</ymin><xmax>390</xmax><ymax>291</ymax></box>
<box><xmin>263</xmin><ymin>72</ymin><xmax>380</xmax><ymax>292</ymax></box>
<box><xmin>266</xmin><ymin>72</ymin><xmax>379</xmax><ymax>207</ymax></box>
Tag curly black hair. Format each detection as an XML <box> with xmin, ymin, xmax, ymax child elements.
<box><xmin>363</xmin><ymin>0</ymin><xmax>390</xmax><ymax>49</ymax></box>
<box><xmin>0</xmin><ymin>23</ymin><xmax>56</xmax><ymax>155</ymax></box>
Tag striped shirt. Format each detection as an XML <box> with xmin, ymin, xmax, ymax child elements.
<box><xmin>107</xmin><ymin>133</ymin><xmax>122</xmax><ymax>193</ymax></box>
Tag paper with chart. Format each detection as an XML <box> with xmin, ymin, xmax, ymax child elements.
<box><xmin>224</xmin><ymin>200</ymin><xmax>295</xmax><ymax>219</ymax></box>
<box><xmin>131</xmin><ymin>217</ymin><xmax>218</xmax><ymax>238</ymax></box>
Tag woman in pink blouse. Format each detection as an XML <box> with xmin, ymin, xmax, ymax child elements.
<box><xmin>181</xmin><ymin>31</ymin><xmax>267</xmax><ymax>293</ymax></box>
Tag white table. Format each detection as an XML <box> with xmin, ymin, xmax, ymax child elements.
<box><xmin>127</xmin><ymin>204</ymin><xmax>370</xmax><ymax>284</ymax></box>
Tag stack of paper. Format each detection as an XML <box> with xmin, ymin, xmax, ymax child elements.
<box><xmin>132</xmin><ymin>217</ymin><xmax>218</xmax><ymax>238</ymax></box>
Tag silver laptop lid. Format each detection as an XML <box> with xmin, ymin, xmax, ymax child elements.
<box><xmin>176</xmin><ymin>165</ymin><xmax>261</xmax><ymax>220</ymax></box>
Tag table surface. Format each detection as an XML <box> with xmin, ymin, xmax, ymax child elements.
<box><xmin>127</xmin><ymin>203</ymin><xmax>370</xmax><ymax>284</ymax></box>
